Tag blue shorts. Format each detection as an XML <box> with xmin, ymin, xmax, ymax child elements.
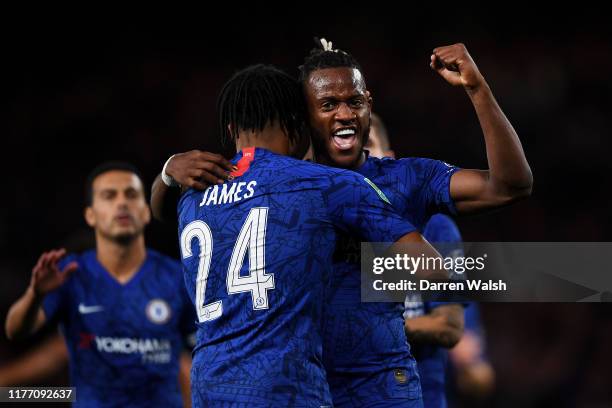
<box><xmin>328</xmin><ymin>368</ymin><xmax>423</xmax><ymax>408</ymax></box>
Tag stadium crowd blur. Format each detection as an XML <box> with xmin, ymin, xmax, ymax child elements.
<box><xmin>2</xmin><ymin>11</ymin><xmax>611</xmax><ymax>407</ymax></box>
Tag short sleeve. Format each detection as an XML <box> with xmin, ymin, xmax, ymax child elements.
<box><xmin>396</xmin><ymin>158</ymin><xmax>460</xmax><ymax>216</ymax></box>
<box><xmin>423</xmin><ymin>159</ymin><xmax>460</xmax><ymax>215</ymax></box>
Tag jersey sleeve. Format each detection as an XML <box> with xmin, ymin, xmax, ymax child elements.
<box><xmin>323</xmin><ymin>170</ymin><xmax>417</xmax><ymax>243</ymax></box>
<box><xmin>402</xmin><ymin>158</ymin><xmax>460</xmax><ymax>216</ymax></box>
<box><xmin>42</xmin><ymin>256</ymin><xmax>76</xmax><ymax>324</ymax></box>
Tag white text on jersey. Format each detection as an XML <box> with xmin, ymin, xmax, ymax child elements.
<box><xmin>200</xmin><ymin>181</ymin><xmax>257</xmax><ymax>206</ymax></box>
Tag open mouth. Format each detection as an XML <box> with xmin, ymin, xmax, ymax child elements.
<box><xmin>332</xmin><ymin>128</ymin><xmax>357</xmax><ymax>151</ymax></box>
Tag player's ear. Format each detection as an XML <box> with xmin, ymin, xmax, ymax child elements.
<box><xmin>84</xmin><ymin>206</ymin><xmax>96</xmax><ymax>228</ymax></box>
<box><xmin>366</xmin><ymin>90</ymin><xmax>373</xmax><ymax>108</ymax></box>
<box><xmin>143</xmin><ymin>205</ymin><xmax>152</xmax><ymax>226</ymax></box>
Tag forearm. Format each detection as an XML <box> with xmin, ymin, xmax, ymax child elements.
<box><xmin>391</xmin><ymin>232</ymin><xmax>447</xmax><ymax>281</ymax></box>
<box><xmin>5</xmin><ymin>287</ymin><xmax>45</xmax><ymax>340</ymax></box>
<box><xmin>151</xmin><ymin>173</ymin><xmax>180</xmax><ymax>222</ymax></box>
<box><xmin>468</xmin><ymin>85</ymin><xmax>533</xmax><ymax>195</ymax></box>
<box><xmin>151</xmin><ymin>150</ymin><xmax>232</xmax><ymax>222</ymax></box>
<box><xmin>405</xmin><ymin>306</ymin><xmax>464</xmax><ymax>348</ymax></box>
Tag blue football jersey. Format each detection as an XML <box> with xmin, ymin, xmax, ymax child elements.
<box><xmin>43</xmin><ymin>249</ymin><xmax>196</xmax><ymax>408</ymax></box>
<box><xmin>324</xmin><ymin>155</ymin><xmax>459</xmax><ymax>405</ymax></box>
<box><xmin>404</xmin><ymin>214</ymin><xmax>464</xmax><ymax>408</ymax></box>
<box><xmin>177</xmin><ymin>147</ymin><xmax>416</xmax><ymax>407</ymax></box>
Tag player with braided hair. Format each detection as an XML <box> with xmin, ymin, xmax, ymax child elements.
<box><xmin>294</xmin><ymin>37</ymin><xmax>530</xmax><ymax>407</ymax></box>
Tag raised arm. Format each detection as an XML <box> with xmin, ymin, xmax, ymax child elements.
<box><xmin>431</xmin><ymin>43</ymin><xmax>533</xmax><ymax>214</ymax></box>
<box><xmin>5</xmin><ymin>249</ymin><xmax>77</xmax><ymax>340</ymax></box>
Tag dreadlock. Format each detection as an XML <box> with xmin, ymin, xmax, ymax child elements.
<box><xmin>298</xmin><ymin>37</ymin><xmax>364</xmax><ymax>83</ymax></box>
<box><xmin>217</xmin><ymin>64</ymin><xmax>305</xmax><ymax>146</ymax></box>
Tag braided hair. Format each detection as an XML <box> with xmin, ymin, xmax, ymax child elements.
<box><xmin>298</xmin><ymin>37</ymin><xmax>364</xmax><ymax>83</ymax></box>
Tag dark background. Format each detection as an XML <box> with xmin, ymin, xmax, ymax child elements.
<box><xmin>1</xmin><ymin>9</ymin><xmax>611</xmax><ymax>407</ymax></box>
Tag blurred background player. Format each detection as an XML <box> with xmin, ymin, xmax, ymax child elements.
<box><xmin>371</xmin><ymin>112</ymin><xmax>496</xmax><ymax>407</ymax></box>
<box><xmin>0</xmin><ymin>332</ymin><xmax>194</xmax><ymax>407</ymax></box>
<box><xmin>367</xmin><ymin>112</ymin><xmax>467</xmax><ymax>408</ymax></box>
<box><xmin>447</xmin><ymin>303</ymin><xmax>495</xmax><ymax>406</ymax></box>
<box><xmin>404</xmin><ymin>214</ymin><xmax>465</xmax><ymax>408</ymax></box>
<box><xmin>5</xmin><ymin>162</ymin><xmax>196</xmax><ymax>408</ymax></box>
<box><xmin>363</xmin><ymin>112</ymin><xmax>394</xmax><ymax>159</ymax></box>
<box><xmin>178</xmin><ymin>63</ymin><xmax>446</xmax><ymax>407</ymax></box>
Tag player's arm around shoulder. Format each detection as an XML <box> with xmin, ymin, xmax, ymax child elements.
<box><xmin>5</xmin><ymin>249</ymin><xmax>77</xmax><ymax>340</ymax></box>
<box><xmin>151</xmin><ymin>150</ymin><xmax>234</xmax><ymax>221</ymax></box>
<box><xmin>327</xmin><ymin>170</ymin><xmax>448</xmax><ymax>280</ymax></box>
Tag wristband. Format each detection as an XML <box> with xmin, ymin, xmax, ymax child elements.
<box><xmin>161</xmin><ymin>155</ymin><xmax>180</xmax><ymax>187</ymax></box>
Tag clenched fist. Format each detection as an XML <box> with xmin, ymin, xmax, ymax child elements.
<box><xmin>431</xmin><ymin>43</ymin><xmax>487</xmax><ymax>91</ymax></box>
